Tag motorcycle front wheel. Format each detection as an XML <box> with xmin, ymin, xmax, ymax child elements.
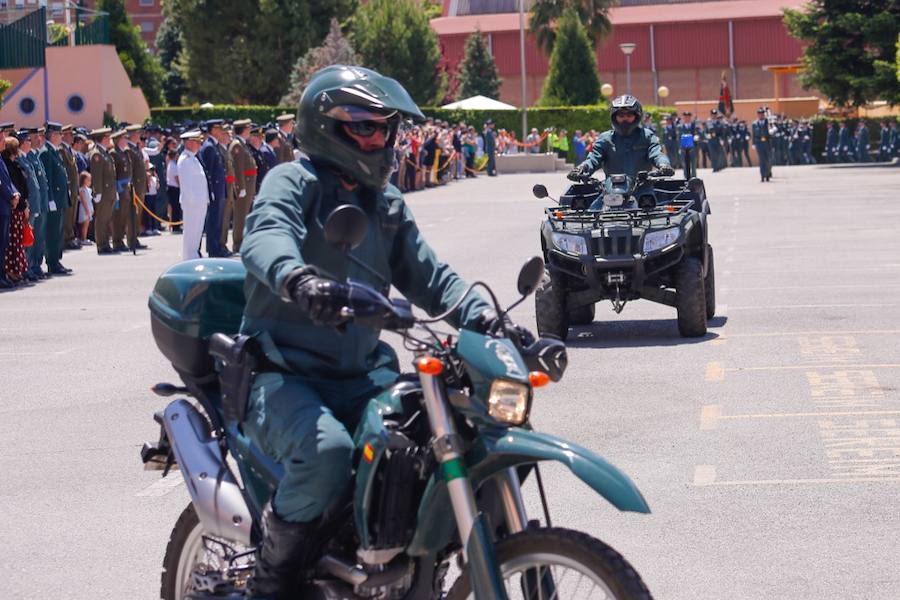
<box><xmin>446</xmin><ymin>527</ymin><xmax>652</xmax><ymax>600</ymax></box>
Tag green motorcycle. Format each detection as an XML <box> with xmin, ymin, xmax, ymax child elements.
<box><xmin>143</xmin><ymin>205</ymin><xmax>652</xmax><ymax>599</ymax></box>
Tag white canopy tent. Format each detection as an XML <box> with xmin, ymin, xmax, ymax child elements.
<box><xmin>441</xmin><ymin>95</ymin><xmax>518</xmax><ymax>110</ymax></box>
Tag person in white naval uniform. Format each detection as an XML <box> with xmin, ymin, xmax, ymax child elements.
<box><xmin>176</xmin><ymin>130</ymin><xmax>210</xmax><ymax>261</ymax></box>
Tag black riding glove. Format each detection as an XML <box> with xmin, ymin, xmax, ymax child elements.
<box><xmin>475</xmin><ymin>309</ymin><xmax>536</xmax><ymax>347</ymax></box>
<box><xmin>567</xmin><ymin>165</ymin><xmax>591</xmax><ymax>182</ymax></box>
<box><xmin>651</xmin><ymin>165</ymin><xmax>675</xmax><ymax>177</ymax></box>
<box><xmin>284</xmin><ymin>269</ymin><xmax>350</xmax><ymax>327</ymax></box>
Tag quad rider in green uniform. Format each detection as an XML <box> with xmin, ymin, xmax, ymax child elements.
<box><xmin>230</xmin><ymin>65</ymin><xmax>519</xmax><ymax>599</ymax></box>
<box><xmin>567</xmin><ymin>95</ymin><xmax>673</xmax><ymax>182</ymax></box>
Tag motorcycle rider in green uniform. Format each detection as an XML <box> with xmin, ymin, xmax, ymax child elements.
<box><xmin>225</xmin><ymin>65</ymin><xmax>524</xmax><ymax>599</ymax></box>
<box><xmin>567</xmin><ymin>95</ymin><xmax>674</xmax><ymax>182</ymax></box>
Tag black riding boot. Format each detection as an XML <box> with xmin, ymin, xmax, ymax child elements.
<box><xmin>246</xmin><ymin>503</ymin><xmax>321</xmax><ymax>600</ymax></box>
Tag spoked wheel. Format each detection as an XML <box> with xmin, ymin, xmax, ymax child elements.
<box><xmin>447</xmin><ymin>528</ymin><xmax>652</xmax><ymax>600</ymax></box>
<box><xmin>161</xmin><ymin>503</ymin><xmax>253</xmax><ymax>600</ymax></box>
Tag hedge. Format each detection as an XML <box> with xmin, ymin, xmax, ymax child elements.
<box><xmin>809</xmin><ymin>117</ymin><xmax>899</xmax><ymax>160</ymax></box>
<box><xmin>149</xmin><ymin>103</ymin><xmax>670</xmax><ymax>136</ymax></box>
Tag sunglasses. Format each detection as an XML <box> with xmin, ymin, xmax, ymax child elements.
<box><xmin>344</xmin><ymin>120</ymin><xmax>392</xmax><ymax>137</ymax></box>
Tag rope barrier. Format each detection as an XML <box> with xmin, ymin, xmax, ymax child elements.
<box><xmin>133</xmin><ymin>192</ymin><xmax>183</xmax><ymax>226</ymax></box>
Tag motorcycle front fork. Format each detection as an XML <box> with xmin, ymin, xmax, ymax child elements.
<box><xmin>417</xmin><ymin>371</ymin><xmax>517</xmax><ymax>600</ymax></box>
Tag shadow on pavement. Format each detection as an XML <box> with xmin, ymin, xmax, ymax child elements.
<box><xmin>565</xmin><ymin>316</ymin><xmax>726</xmax><ymax>348</ymax></box>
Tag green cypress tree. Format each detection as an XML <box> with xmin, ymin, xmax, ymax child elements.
<box><xmin>155</xmin><ymin>17</ymin><xmax>186</xmax><ymax>106</ymax></box>
<box><xmin>351</xmin><ymin>0</ymin><xmax>443</xmax><ymax>105</ymax></box>
<box><xmin>98</xmin><ymin>0</ymin><xmax>164</xmax><ymax>106</ymax></box>
<box><xmin>538</xmin><ymin>8</ymin><xmax>600</xmax><ymax>106</ymax></box>
<box><xmin>457</xmin><ymin>29</ymin><xmax>502</xmax><ymax>100</ymax></box>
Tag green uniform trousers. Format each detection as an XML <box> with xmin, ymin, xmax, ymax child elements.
<box><xmin>243</xmin><ymin>363</ymin><xmax>399</xmax><ymax>523</ymax></box>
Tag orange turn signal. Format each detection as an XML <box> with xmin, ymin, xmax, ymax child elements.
<box><xmin>416</xmin><ymin>356</ymin><xmax>444</xmax><ymax>375</ymax></box>
<box><xmin>528</xmin><ymin>371</ymin><xmax>551</xmax><ymax>388</ymax></box>
<box><xmin>666</xmin><ymin>205</ymin><xmax>677</xmax><ymax>213</ymax></box>
<box><xmin>554</xmin><ymin>210</ymin><xmax>564</xmax><ymax>219</ymax></box>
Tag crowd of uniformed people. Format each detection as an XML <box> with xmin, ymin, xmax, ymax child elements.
<box><xmin>0</xmin><ymin>115</ymin><xmax>303</xmax><ymax>287</ymax></box>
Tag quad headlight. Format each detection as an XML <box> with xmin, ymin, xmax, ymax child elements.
<box><xmin>551</xmin><ymin>232</ymin><xmax>588</xmax><ymax>256</ymax></box>
<box><xmin>643</xmin><ymin>227</ymin><xmax>680</xmax><ymax>253</ymax></box>
<box><xmin>487</xmin><ymin>380</ymin><xmax>531</xmax><ymax>425</ymax></box>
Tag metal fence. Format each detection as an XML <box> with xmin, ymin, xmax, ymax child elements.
<box><xmin>48</xmin><ymin>14</ymin><xmax>110</xmax><ymax>47</ymax></box>
<box><xmin>0</xmin><ymin>6</ymin><xmax>46</xmax><ymax>69</ymax></box>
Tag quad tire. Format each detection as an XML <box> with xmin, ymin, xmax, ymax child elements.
<box><xmin>675</xmin><ymin>256</ymin><xmax>707</xmax><ymax>337</ymax></box>
<box><xmin>535</xmin><ymin>271</ymin><xmax>569</xmax><ymax>341</ymax></box>
<box><xmin>704</xmin><ymin>245</ymin><xmax>716</xmax><ymax>320</ymax></box>
<box><xmin>568</xmin><ymin>302</ymin><xmax>596</xmax><ymax>326</ymax></box>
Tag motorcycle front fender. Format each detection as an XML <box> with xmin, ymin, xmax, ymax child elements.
<box><xmin>407</xmin><ymin>427</ymin><xmax>648</xmax><ymax>556</ymax></box>
<box><xmin>480</xmin><ymin>428</ymin><xmax>650</xmax><ymax>514</ymax></box>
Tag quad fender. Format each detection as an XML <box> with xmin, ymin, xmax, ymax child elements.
<box><xmin>407</xmin><ymin>428</ymin><xmax>649</xmax><ymax>556</ymax></box>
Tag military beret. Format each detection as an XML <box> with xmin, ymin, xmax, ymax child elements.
<box><xmin>180</xmin><ymin>129</ymin><xmax>204</xmax><ymax>141</ymax></box>
<box><xmin>110</xmin><ymin>130</ymin><xmax>127</xmax><ymax>140</ymax></box>
<box><xmin>233</xmin><ymin>119</ymin><xmax>252</xmax><ymax>127</ymax></box>
<box><xmin>275</xmin><ymin>114</ymin><xmax>295</xmax><ymax>123</ymax></box>
<box><xmin>61</xmin><ymin>124</ymin><xmax>74</xmax><ymax>132</ymax></box>
<box><xmin>45</xmin><ymin>121</ymin><xmax>63</xmax><ymax>132</ymax></box>
<box><xmin>0</xmin><ymin>121</ymin><xmax>15</xmax><ymax>130</ymax></box>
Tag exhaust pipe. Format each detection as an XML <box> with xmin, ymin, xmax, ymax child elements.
<box><xmin>163</xmin><ymin>399</ymin><xmax>253</xmax><ymax>546</ymax></box>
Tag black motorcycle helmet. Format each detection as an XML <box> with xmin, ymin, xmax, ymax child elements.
<box><xmin>610</xmin><ymin>95</ymin><xmax>643</xmax><ymax>136</ymax></box>
<box><xmin>297</xmin><ymin>65</ymin><xmax>426</xmax><ymax>190</ymax></box>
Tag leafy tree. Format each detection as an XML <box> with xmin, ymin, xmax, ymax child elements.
<box><xmin>538</xmin><ymin>8</ymin><xmax>600</xmax><ymax>106</ymax></box>
<box><xmin>351</xmin><ymin>0</ymin><xmax>443</xmax><ymax>105</ymax></box>
<box><xmin>530</xmin><ymin>0</ymin><xmax>615</xmax><ymax>55</ymax></box>
<box><xmin>155</xmin><ymin>17</ymin><xmax>186</xmax><ymax>106</ymax></box>
<box><xmin>281</xmin><ymin>19</ymin><xmax>358</xmax><ymax>106</ymax></box>
<box><xmin>98</xmin><ymin>0</ymin><xmax>164</xmax><ymax>106</ymax></box>
<box><xmin>784</xmin><ymin>1</ymin><xmax>900</xmax><ymax>107</ymax></box>
<box><xmin>456</xmin><ymin>29</ymin><xmax>502</xmax><ymax>100</ymax></box>
<box><xmin>0</xmin><ymin>79</ymin><xmax>11</xmax><ymax>108</ymax></box>
<box><xmin>166</xmin><ymin>0</ymin><xmax>356</xmax><ymax>104</ymax></box>
<box><xmin>47</xmin><ymin>22</ymin><xmax>69</xmax><ymax>44</ymax></box>
<box><xmin>896</xmin><ymin>33</ymin><xmax>900</xmax><ymax>82</ymax></box>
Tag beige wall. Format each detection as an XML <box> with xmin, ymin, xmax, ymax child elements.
<box><xmin>0</xmin><ymin>45</ymin><xmax>149</xmax><ymax>129</ymax></box>
<box><xmin>673</xmin><ymin>97</ymin><xmax>821</xmax><ymax>120</ymax></box>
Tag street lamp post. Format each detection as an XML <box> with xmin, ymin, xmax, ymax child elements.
<box><xmin>619</xmin><ymin>43</ymin><xmax>636</xmax><ymax>95</ymax></box>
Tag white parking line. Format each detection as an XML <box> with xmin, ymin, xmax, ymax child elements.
<box><xmin>136</xmin><ymin>475</ymin><xmax>184</xmax><ymax>497</ymax></box>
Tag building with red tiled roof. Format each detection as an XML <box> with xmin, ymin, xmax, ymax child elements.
<box><xmin>432</xmin><ymin>0</ymin><xmax>814</xmax><ymax>108</ymax></box>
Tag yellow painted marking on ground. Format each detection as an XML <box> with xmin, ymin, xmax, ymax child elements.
<box><xmin>726</xmin><ymin>363</ymin><xmax>900</xmax><ymax>374</ymax></box>
<box><xmin>719</xmin><ymin>410</ymin><xmax>900</xmax><ymax>421</ymax></box>
<box><xmin>705</xmin><ymin>362</ymin><xmax>724</xmax><ymax>382</ymax></box>
<box><xmin>695</xmin><ymin>476</ymin><xmax>900</xmax><ymax>487</ymax></box>
<box><xmin>693</xmin><ymin>465</ymin><xmax>717</xmax><ymax>486</ymax></box>
<box><xmin>700</xmin><ymin>405</ymin><xmax>721</xmax><ymax>430</ymax></box>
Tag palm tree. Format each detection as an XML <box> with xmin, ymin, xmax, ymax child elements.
<box><xmin>529</xmin><ymin>0</ymin><xmax>616</xmax><ymax>56</ymax></box>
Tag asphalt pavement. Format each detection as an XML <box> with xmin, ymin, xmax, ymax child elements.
<box><xmin>2</xmin><ymin>162</ymin><xmax>899</xmax><ymax>599</ymax></box>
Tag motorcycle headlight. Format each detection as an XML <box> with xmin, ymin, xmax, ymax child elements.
<box><xmin>643</xmin><ymin>227</ymin><xmax>680</xmax><ymax>253</ymax></box>
<box><xmin>551</xmin><ymin>232</ymin><xmax>588</xmax><ymax>256</ymax></box>
<box><xmin>487</xmin><ymin>380</ymin><xmax>531</xmax><ymax>425</ymax></box>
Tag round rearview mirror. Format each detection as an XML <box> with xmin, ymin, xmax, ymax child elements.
<box><xmin>324</xmin><ymin>204</ymin><xmax>369</xmax><ymax>251</ymax></box>
<box><xmin>532</xmin><ymin>184</ymin><xmax>548</xmax><ymax>199</ymax></box>
<box><xmin>517</xmin><ymin>256</ymin><xmax>545</xmax><ymax>297</ymax></box>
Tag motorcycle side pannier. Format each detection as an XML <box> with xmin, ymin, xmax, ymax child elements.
<box><xmin>149</xmin><ymin>259</ymin><xmax>247</xmax><ymax>377</ymax></box>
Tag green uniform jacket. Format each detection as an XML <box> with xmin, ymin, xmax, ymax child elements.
<box><xmin>577</xmin><ymin>127</ymin><xmax>670</xmax><ymax>179</ymax></box>
<box><xmin>26</xmin><ymin>151</ymin><xmax>49</xmax><ymax>214</ymax></box>
<box><xmin>112</xmin><ymin>145</ymin><xmax>133</xmax><ymax>195</ymax></box>
<box><xmin>229</xmin><ymin>137</ymin><xmax>257</xmax><ymax>200</ymax></box>
<box><xmin>39</xmin><ymin>144</ymin><xmax>69</xmax><ymax>209</ymax></box>
<box><xmin>89</xmin><ymin>146</ymin><xmax>117</xmax><ymax>203</ymax></box>
<box><xmin>127</xmin><ymin>142</ymin><xmax>147</xmax><ymax>196</ymax></box>
<box><xmin>240</xmin><ymin>159</ymin><xmax>490</xmax><ymax>377</ymax></box>
<box><xmin>60</xmin><ymin>143</ymin><xmax>80</xmax><ymax>207</ymax></box>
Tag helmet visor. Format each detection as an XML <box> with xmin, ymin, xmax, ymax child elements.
<box><xmin>324</xmin><ymin>105</ymin><xmax>398</xmax><ymax>123</ymax></box>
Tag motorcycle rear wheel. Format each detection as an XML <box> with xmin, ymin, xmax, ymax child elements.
<box><xmin>160</xmin><ymin>503</ymin><xmax>251</xmax><ymax>600</ymax></box>
<box><xmin>446</xmin><ymin>527</ymin><xmax>652</xmax><ymax>600</ymax></box>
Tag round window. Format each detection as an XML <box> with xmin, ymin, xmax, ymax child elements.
<box><xmin>67</xmin><ymin>94</ymin><xmax>85</xmax><ymax>113</ymax></box>
<box><xmin>19</xmin><ymin>97</ymin><xmax>36</xmax><ymax>115</ymax></box>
